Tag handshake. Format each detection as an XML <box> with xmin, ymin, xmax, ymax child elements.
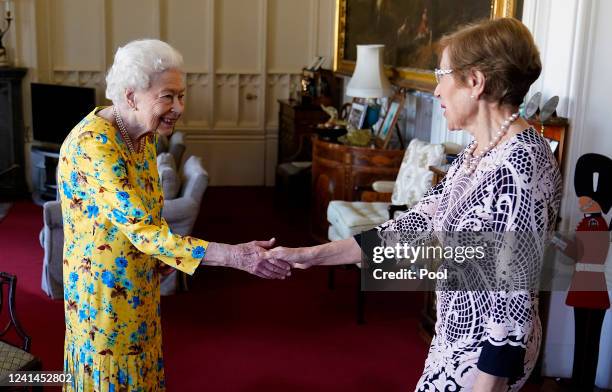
<box><xmin>201</xmin><ymin>238</ymin><xmax>317</xmax><ymax>279</ymax></box>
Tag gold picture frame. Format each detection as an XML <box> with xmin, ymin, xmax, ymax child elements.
<box><xmin>334</xmin><ymin>0</ymin><xmax>522</xmax><ymax>92</ymax></box>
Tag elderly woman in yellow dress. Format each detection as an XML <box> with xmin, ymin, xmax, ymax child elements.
<box><xmin>57</xmin><ymin>39</ymin><xmax>290</xmax><ymax>391</ymax></box>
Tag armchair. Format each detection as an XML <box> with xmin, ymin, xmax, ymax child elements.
<box><xmin>40</xmin><ymin>155</ymin><xmax>209</xmax><ymax>299</ymax></box>
<box><xmin>327</xmin><ymin>138</ymin><xmax>445</xmax><ymax>241</ymax></box>
<box><xmin>156</xmin><ymin>131</ymin><xmax>187</xmax><ymax>167</ymax></box>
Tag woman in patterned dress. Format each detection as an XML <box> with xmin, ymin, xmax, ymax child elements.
<box><xmin>58</xmin><ymin>39</ymin><xmax>290</xmax><ymax>391</ymax></box>
<box><xmin>267</xmin><ymin>18</ymin><xmax>561</xmax><ymax>391</ymax></box>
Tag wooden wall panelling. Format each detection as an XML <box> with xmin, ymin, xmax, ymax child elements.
<box><xmin>264</xmin><ymin>73</ymin><xmax>287</xmax><ymax>185</ymax></box>
<box><xmin>265</xmin><ymin>74</ymin><xmax>290</xmax><ymax>128</ymax></box>
<box><xmin>214</xmin><ymin>73</ymin><xmax>239</xmax><ymax>128</ymax></box>
<box><xmin>18</xmin><ymin>0</ymin><xmax>336</xmax><ymax>186</ymax></box>
<box><xmin>205</xmin><ymin>0</ymin><xmax>216</xmax><ymax>130</ymax></box>
<box><xmin>267</xmin><ymin>0</ymin><xmax>311</xmax><ymax>72</ymax></box>
<box><xmin>50</xmin><ymin>0</ymin><xmax>105</xmax><ymax>72</ymax></box>
<box><xmin>109</xmin><ymin>0</ymin><xmax>159</xmax><ymax>49</ymax></box>
<box><xmin>184</xmin><ymin>73</ymin><xmax>210</xmax><ymax>128</ymax></box>
<box><xmin>238</xmin><ymin>74</ymin><xmax>261</xmax><ymax>128</ymax></box>
<box><xmin>161</xmin><ymin>0</ymin><xmax>210</xmax><ymax>71</ymax></box>
<box><xmin>214</xmin><ymin>0</ymin><xmax>261</xmax><ymax>73</ymax></box>
<box><xmin>316</xmin><ymin>0</ymin><xmax>335</xmax><ymax>70</ymax></box>
<box><xmin>258</xmin><ymin>0</ymin><xmax>268</xmax><ymax>133</ymax></box>
<box><xmin>33</xmin><ymin>0</ymin><xmax>52</xmax><ymax>81</ymax></box>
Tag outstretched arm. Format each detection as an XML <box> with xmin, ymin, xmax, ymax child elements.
<box><xmin>66</xmin><ymin>130</ymin><xmax>290</xmax><ymax>279</ymax></box>
<box><xmin>266</xmin><ymin>167</ymin><xmax>452</xmax><ymax>269</ymax></box>
<box><xmin>204</xmin><ymin>238</ymin><xmax>291</xmax><ymax>279</ymax></box>
<box><xmin>265</xmin><ymin>238</ymin><xmax>362</xmax><ymax>269</ymax></box>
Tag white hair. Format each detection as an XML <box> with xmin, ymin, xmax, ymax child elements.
<box><xmin>105</xmin><ymin>39</ymin><xmax>184</xmax><ymax>104</ymax></box>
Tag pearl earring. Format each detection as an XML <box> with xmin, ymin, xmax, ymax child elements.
<box><xmin>470</xmin><ymin>95</ymin><xmax>475</xmax><ymax>99</ymax></box>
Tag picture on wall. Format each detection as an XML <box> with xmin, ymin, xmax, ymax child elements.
<box><xmin>335</xmin><ymin>0</ymin><xmax>523</xmax><ymax>91</ymax></box>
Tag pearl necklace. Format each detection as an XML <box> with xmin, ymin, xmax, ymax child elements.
<box><xmin>463</xmin><ymin>111</ymin><xmax>520</xmax><ymax>175</ymax></box>
<box><xmin>113</xmin><ymin>106</ymin><xmax>145</xmax><ymax>154</ymax></box>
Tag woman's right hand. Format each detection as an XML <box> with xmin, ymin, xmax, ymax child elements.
<box><xmin>265</xmin><ymin>246</ymin><xmax>314</xmax><ymax>269</ymax></box>
<box><xmin>203</xmin><ymin>239</ymin><xmax>292</xmax><ymax>279</ymax></box>
<box><xmin>266</xmin><ymin>238</ymin><xmax>362</xmax><ymax>269</ymax></box>
<box><xmin>229</xmin><ymin>239</ymin><xmax>292</xmax><ymax>278</ymax></box>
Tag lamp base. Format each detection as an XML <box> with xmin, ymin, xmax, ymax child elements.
<box><xmin>363</xmin><ymin>104</ymin><xmax>381</xmax><ymax>129</ymax></box>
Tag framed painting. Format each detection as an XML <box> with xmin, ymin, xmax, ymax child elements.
<box><xmin>334</xmin><ymin>0</ymin><xmax>523</xmax><ymax>92</ymax></box>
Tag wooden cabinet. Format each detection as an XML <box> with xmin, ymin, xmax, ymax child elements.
<box><xmin>277</xmin><ymin>100</ymin><xmax>329</xmax><ymax>163</ymax></box>
<box><xmin>0</xmin><ymin>68</ymin><xmax>28</xmax><ymax>199</ymax></box>
<box><xmin>310</xmin><ymin>137</ymin><xmax>404</xmax><ymax>243</ymax></box>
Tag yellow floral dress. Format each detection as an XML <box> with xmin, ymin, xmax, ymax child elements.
<box><xmin>57</xmin><ymin>107</ymin><xmax>208</xmax><ymax>391</ymax></box>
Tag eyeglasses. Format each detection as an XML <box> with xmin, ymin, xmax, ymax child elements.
<box><xmin>434</xmin><ymin>68</ymin><xmax>453</xmax><ymax>84</ymax></box>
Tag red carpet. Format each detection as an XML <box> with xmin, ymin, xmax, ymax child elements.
<box><xmin>1</xmin><ymin>188</ymin><xmax>432</xmax><ymax>391</ymax></box>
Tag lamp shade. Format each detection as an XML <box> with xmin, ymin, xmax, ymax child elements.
<box><xmin>346</xmin><ymin>45</ymin><xmax>392</xmax><ymax>98</ymax></box>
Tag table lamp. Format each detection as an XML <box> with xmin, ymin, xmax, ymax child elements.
<box><xmin>346</xmin><ymin>44</ymin><xmax>392</xmax><ymax>129</ymax></box>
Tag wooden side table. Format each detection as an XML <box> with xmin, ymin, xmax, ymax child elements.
<box><xmin>310</xmin><ymin>137</ymin><xmax>404</xmax><ymax>243</ymax></box>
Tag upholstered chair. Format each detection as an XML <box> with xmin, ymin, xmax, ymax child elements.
<box><xmin>326</xmin><ymin>138</ymin><xmax>445</xmax><ymax>241</ymax></box>
<box><xmin>0</xmin><ymin>272</ymin><xmax>43</xmax><ymax>388</ymax></box>
<box><xmin>156</xmin><ymin>131</ymin><xmax>186</xmax><ymax>168</ymax></box>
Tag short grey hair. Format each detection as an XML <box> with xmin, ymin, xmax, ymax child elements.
<box><xmin>105</xmin><ymin>39</ymin><xmax>184</xmax><ymax>104</ymax></box>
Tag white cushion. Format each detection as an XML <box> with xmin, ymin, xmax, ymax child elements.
<box><xmin>157</xmin><ymin>152</ymin><xmax>180</xmax><ymax>199</ymax></box>
<box><xmin>157</xmin><ymin>152</ymin><xmax>175</xmax><ymax>168</ymax></box>
<box><xmin>372</xmin><ymin>180</ymin><xmax>395</xmax><ymax>193</ymax></box>
<box><xmin>328</xmin><ymin>225</ymin><xmax>344</xmax><ymax>241</ymax></box>
<box><xmin>169</xmin><ymin>131</ymin><xmax>184</xmax><ymax>146</ymax></box>
<box><xmin>391</xmin><ymin>139</ymin><xmax>445</xmax><ymax>206</ymax></box>
<box><xmin>327</xmin><ymin>200</ymin><xmax>390</xmax><ymax>234</ymax></box>
<box><xmin>182</xmin><ymin>155</ymin><xmax>208</xmax><ymax>178</ymax></box>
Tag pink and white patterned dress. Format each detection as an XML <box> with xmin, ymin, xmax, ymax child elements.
<box><xmin>366</xmin><ymin>127</ymin><xmax>562</xmax><ymax>391</ymax></box>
